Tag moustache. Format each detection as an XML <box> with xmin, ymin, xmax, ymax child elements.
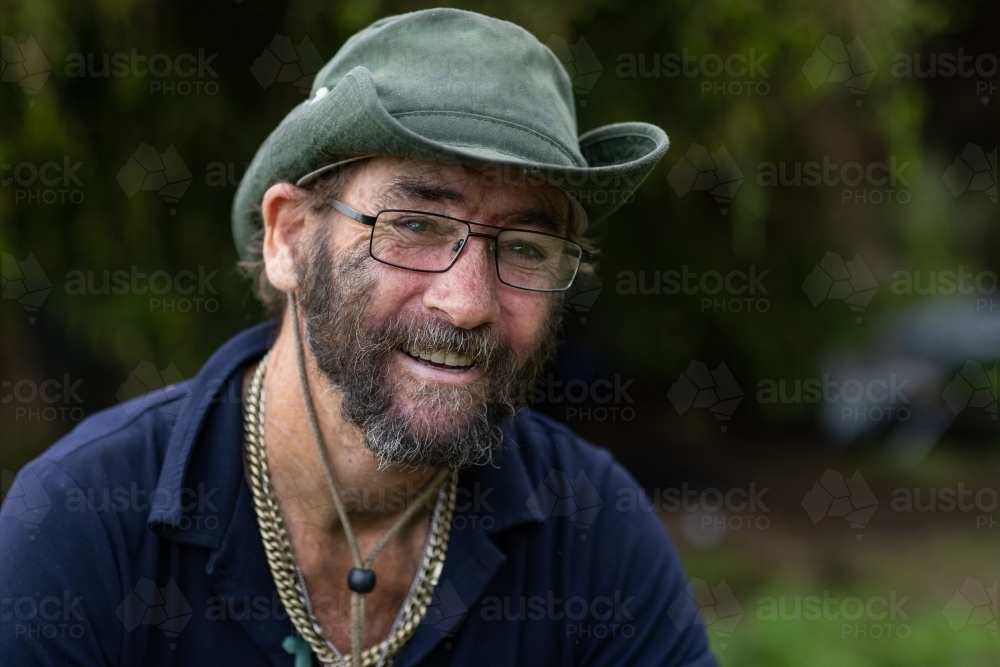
<box><xmin>353</xmin><ymin>314</ymin><xmax>518</xmax><ymax>376</ymax></box>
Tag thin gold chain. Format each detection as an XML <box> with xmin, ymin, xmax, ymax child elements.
<box><xmin>244</xmin><ymin>352</ymin><xmax>458</xmax><ymax>667</ymax></box>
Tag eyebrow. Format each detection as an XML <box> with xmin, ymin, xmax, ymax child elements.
<box><xmin>507</xmin><ymin>208</ymin><xmax>567</xmax><ymax>235</ymax></box>
<box><xmin>376</xmin><ymin>175</ymin><xmax>569</xmax><ymax>235</ymax></box>
<box><xmin>381</xmin><ymin>176</ymin><xmax>465</xmax><ymax>205</ymax></box>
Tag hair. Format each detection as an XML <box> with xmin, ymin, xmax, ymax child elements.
<box><xmin>238</xmin><ymin>158</ymin><xmax>598</xmax><ymax>320</ymax></box>
<box><xmin>238</xmin><ymin>159</ymin><xmax>368</xmax><ymax>319</ymax></box>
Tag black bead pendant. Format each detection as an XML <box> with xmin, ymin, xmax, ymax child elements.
<box><xmin>347</xmin><ymin>568</ymin><xmax>376</xmax><ymax>593</ymax></box>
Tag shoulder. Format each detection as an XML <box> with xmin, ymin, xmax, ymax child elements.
<box><xmin>17</xmin><ymin>381</ymin><xmax>193</xmax><ymax>494</ymax></box>
<box><xmin>0</xmin><ymin>391</ymin><xmax>191</xmax><ymax>667</ymax></box>
<box><xmin>21</xmin><ymin>322</ymin><xmax>274</xmax><ymax>498</ymax></box>
<box><xmin>499</xmin><ymin>413</ymin><xmax>716</xmax><ymax>666</ymax></box>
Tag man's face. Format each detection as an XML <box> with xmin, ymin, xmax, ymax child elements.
<box><xmin>294</xmin><ymin>157</ymin><xmax>569</xmax><ymax>469</ymax></box>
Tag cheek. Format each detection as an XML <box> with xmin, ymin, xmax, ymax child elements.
<box><xmin>497</xmin><ymin>290</ymin><xmax>555</xmax><ymax>352</ymax></box>
<box><xmin>364</xmin><ymin>264</ymin><xmax>430</xmax><ymax>319</ymax></box>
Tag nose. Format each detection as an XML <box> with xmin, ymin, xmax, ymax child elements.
<box><xmin>421</xmin><ymin>234</ymin><xmax>500</xmax><ymax>329</ymax></box>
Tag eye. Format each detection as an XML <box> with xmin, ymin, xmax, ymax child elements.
<box><xmin>503</xmin><ymin>239</ymin><xmax>547</xmax><ymax>260</ymax></box>
<box><xmin>398</xmin><ymin>216</ymin><xmax>434</xmax><ymax>233</ymax></box>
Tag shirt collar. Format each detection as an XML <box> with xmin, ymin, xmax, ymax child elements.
<box><xmin>148</xmin><ymin>321</ymin><xmax>275</xmax><ymax>535</ymax></box>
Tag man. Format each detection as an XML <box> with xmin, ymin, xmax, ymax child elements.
<box><xmin>1</xmin><ymin>8</ymin><xmax>717</xmax><ymax>667</ymax></box>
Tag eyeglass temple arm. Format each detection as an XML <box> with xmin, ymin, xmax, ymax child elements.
<box><xmin>327</xmin><ymin>199</ymin><xmax>377</xmax><ymax>226</ymax></box>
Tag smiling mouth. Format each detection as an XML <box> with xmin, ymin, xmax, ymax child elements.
<box><xmin>400</xmin><ymin>344</ymin><xmax>475</xmax><ymax>371</ymax></box>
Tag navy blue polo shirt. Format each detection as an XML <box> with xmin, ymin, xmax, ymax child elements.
<box><xmin>1</xmin><ymin>322</ymin><xmax>718</xmax><ymax>666</ymax></box>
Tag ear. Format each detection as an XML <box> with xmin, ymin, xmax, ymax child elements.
<box><xmin>262</xmin><ymin>182</ymin><xmax>310</xmax><ymax>293</ymax></box>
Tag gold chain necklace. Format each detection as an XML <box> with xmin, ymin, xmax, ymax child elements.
<box><xmin>244</xmin><ymin>352</ymin><xmax>458</xmax><ymax>667</ymax></box>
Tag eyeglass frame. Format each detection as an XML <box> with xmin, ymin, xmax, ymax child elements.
<box><xmin>325</xmin><ymin>199</ymin><xmax>593</xmax><ymax>292</ymax></box>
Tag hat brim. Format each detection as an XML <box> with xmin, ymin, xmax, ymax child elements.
<box><xmin>233</xmin><ymin>66</ymin><xmax>669</xmax><ymax>262</ymax></box>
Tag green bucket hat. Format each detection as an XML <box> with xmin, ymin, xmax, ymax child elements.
<box><xmin>233</xmin><ymin>7</ymin><xmax>669</xmax><ymax>262</ymax></box>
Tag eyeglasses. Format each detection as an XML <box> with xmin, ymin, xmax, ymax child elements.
<box><xmin>326</xmin><ymin>199</ymin><xmax>592</xmax><ymax>292</ymax></box>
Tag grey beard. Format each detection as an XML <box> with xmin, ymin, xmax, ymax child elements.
<box><xmin>295</xmin><ymin>235</ymin><xmax>563</xmax><ymax>470</ymax></box>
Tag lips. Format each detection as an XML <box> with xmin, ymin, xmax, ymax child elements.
<box><xmin>401</xmin><ymin>344</ymin><xmax>474</xmax><ymax>369</ymax></box>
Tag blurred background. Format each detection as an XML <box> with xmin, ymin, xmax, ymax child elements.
<box><xmin>2</xmin><ymin>0</ymin><xmax>997</xmax><ymax>664</ymax></box>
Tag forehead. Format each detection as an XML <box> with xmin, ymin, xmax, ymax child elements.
<box><xmin>346</xmin><ymin>156</ymin><xmax>571</xmax><ymax>232</ymax></box>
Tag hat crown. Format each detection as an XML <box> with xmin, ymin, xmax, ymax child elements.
<box><xmin>232</xmin><ymin>9</ymin><xmax>668</xmax><ymax>263</ymax></box>
<box><xmin>312</xmin><ymin>8</ymin><xmax>585</xmax><ymax>167</ymax></box>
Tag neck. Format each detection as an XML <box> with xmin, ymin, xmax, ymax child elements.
<box><xmin>247</xmin><ymin>307</ymin><xmax>438</xmax><ymax>536</ymax></box>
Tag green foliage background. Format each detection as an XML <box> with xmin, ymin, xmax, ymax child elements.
<box><xmin>3</xmin><ymin>0</ymin><xmax>996</xmax><ymax>449</ymax></box>
<box><xmin>2</xmin><ymin>1</ymin><xmax>997</xmax><ymax>663</ymax></box>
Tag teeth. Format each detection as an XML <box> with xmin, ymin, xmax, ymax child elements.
<box><xmin>405</xmin><ymin>345</ymin><xmax>472</xmax><ymax>367</ymax></box>
<box><xmin>445</xmin><ymin>354</ymin><xmax>472</xmax><ymax>367</ymax></box>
